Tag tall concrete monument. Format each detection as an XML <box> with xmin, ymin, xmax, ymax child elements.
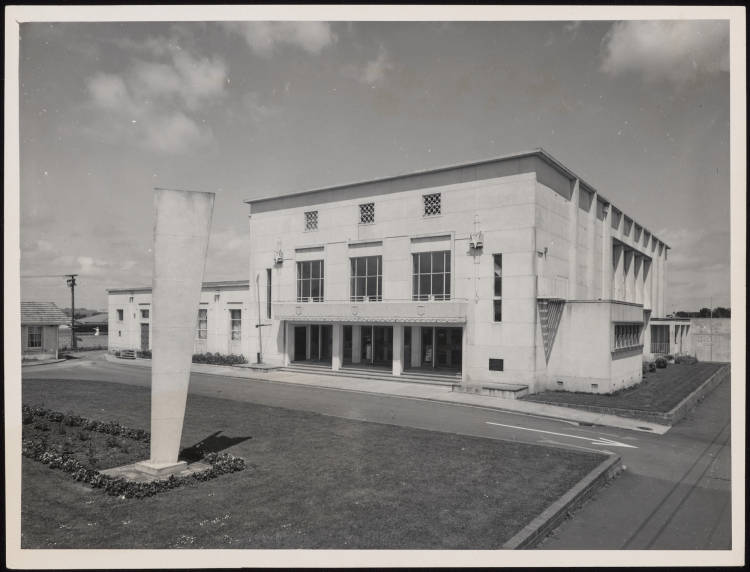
<box><xmin>136</xmin><ymin>188</ymin><xmax>215</xmax><ymax>476</ymax></box>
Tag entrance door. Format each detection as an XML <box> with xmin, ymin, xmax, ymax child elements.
<box><xmin>372</xmin><ymin>326</ymin><xmax>393</xmax><ymax>365</ymax></box>
<box><xmin>320</xmin><ymin>325</ymin><xmax>333</xmax><ymax>362</ymax></box>
<box><xmin>343</xmin><ymin>326</ymin><xmax>352</xmax><ymax>363</ymax></box>
<box><xmin>421</xmin><ymin>326</ymin><xmax>434</xmax><ymax>367</ymax></box>
<box><xmin>140</xmin><ymin>323</ymin><xmax>149</xmax><ymax>351</ymax></box>
<box><xmin>294</xmin><ymin>326</ymin><xmax>307</xmax><ymax>361</ymax></box>
<box><xmin>435</xmin><ymin>327</ymin><xmax>462</xmax><ymax>369</ymax></box>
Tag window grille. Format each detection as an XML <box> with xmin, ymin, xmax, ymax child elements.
<box><xmin>230</xmin><ymin>309</ymin><xmax>241</xmax><ymax>341</ymax></box>
<box><xmin>412</xmin><ymin>251</ymin><xmax>451</xmax><ymax>301</ymax></box>
<box><xmin>350</xmin><ymin>256</ymin><xmax>382</xmax><ymax>301</ymax></box>
<box><xmin>304</xmin><ymin>210</ymin><xmax>318</xmax><ymax>231</ymax></box>
<box><xmin>359</xmin><ymin>203</ymin><xmax>375</xmax><ymax>224</ymax></box>
<box><xmin>493</xmin><ymin>254</ymin><xmax>502</xmax><ymax>322</ymax></box>
<box><xmin>613</xmin><ymin>323</ymin><xmax>641</xmax><ymax>351</ymax></box>
<box><xmin>196</xmin><ymin>309</ymin><xmax>207</xmax><ymax>339</ymax></box>
<box><xmin>297</xmin><ymin>260</ymin><xmax>325</xmax><ymax>302</ymax></box>
<box><xmin>27</xmin><ymin>326</ymin><xmax>42</xmax><ymax>348</ymax></box>
<box><xmin>140</xmin><ymin>309</ymin><xmax>149</xmax><ymax>319</ymax></box>
<box><xmin>423</xmin><ymin>193</ymin><xmax>442</xmax><ymax>216</ymax></box>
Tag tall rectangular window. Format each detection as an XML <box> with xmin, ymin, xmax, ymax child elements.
<box><xmin>27</xmin><ymin>326</ymin><xmax>42</xmax><ymax>348</ymax></box>
<box><xmin>117</xmin><ymin>309</ymin><xmax>124</xmax><ymax>321</ymax></box>
<box><xmin>359</xmin><ymin>203</ymin><xmax>375</xmax><ymax>224</ymax></box>
<box><xmin>230</xmin><ymin>309</ymin><xmax>242</xmax><ymax>341</ymax></box>
<box><xmin>196</xmin><ymin>309</ymin><xmax>207</xmax><ymax>339</ymax></box>
<box><xmin>493</xmin><ymin>254</ymin><xmax>502</xmax><ymax>322</ymax></box>
<box><xmin>423</xmin><ymin>193</ymin><xmax>442</xmax><ymax>216</ymax></box>
<box><xmin>304</xmin><ymin>210</ymin><xmax>318</xmax><ymax>231</ymax></box>
<box><xmin>412</xmin><ymin>251</ymin><xmax>451</xmax><ymax>300</ymax></box>
<box><xmin>297</xmin><ymin>260</ymin><xmax>325</xmax><ymax>302</ymax></box>
<box><xmin>350</xmin><ymin>256</ymin><xmax>382</xmax><ymax>301</ymax></box>
<box><xmin>266</xmin><ymin>268</ymin><xmax>272</xmax><ymax>319</ymax></box>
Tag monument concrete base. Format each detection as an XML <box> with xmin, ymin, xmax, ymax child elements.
<box><xmin>100</xmin><ymin>460</ymin><xmax>210</xmax><ymax>483</ymax></box>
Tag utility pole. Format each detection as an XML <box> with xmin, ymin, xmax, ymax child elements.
<box><xmin>66</xmin><ymin>274</ymin><xmax>78</xmax><ymax>350</ymax></box>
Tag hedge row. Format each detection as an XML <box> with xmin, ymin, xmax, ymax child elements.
<box><xmin>22</xmin><ymin>405</ymin><xmax>150</xmax><ymax>442</ymax></box>
<box><xmin>125</xmin><ymin>351</ymin><xmax>247</xmax><ymax>366</ymax></box>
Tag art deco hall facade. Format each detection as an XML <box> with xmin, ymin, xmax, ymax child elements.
<box><xmin>245</xmin><ymin>149</ymin><xmax>669</xmax><ymax>396</ymax></box>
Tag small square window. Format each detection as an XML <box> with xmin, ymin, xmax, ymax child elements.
<box><xmin>489</xmin><ymin>358</ymin><xmax>504</xmax><ymax>371</ymax></box>
<box><xmin>304</xmin><ymin>210</ymin><xmax>318</xmax><ymax>231</ymax></box>
<box><xmin>140</xmin><ymin>309</ymin><xmax>149</xmax><ymax>319</ymax></box>
<box><xmin>423</xmin><ymin>193</ymin><xmax>441</xmax><ymax>216</ymax></box>
<box><xmin>359</xmin><ymin>202</ymin><xmax>375</xmax><ymax>224</ymax></box>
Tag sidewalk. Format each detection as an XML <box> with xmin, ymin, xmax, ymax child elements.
<box><xmin>104</xmin><ymin>354</ymin><xmax>669</xmax><ymax>434</ymax></box>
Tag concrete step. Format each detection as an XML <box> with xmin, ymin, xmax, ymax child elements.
<box><xmin>283</xmin><ymin>362</ymin><xmax>459</xmax><ymax>386</ymax></box>
<box><xmin>118</xmin><ymin>349</ymin><xmax>136</xmax><ymax>360</ymax></box>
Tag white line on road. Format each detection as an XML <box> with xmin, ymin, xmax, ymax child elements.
<box><xmin>486</xmin><ymin>421</ymin><xmax>638</xmax><ymax>449</ymax></box>
<box><xmin>538</xmin><ymin>438</ymin><xmax>615</xmax><ymax>455</ymax></box>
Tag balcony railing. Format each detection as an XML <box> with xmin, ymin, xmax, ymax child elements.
<box><xmin>651</xmin><ymin>342</ymin><xmax>670</xmax><ymax>354</ymax></box>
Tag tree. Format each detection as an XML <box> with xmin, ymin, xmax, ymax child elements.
<box><xmin>698</xmin><ymin>307</ymin><xmax>712</xmax><ymax>317</ymax></box>
<box><xmin>713</xmin><ymin>307</ymin><xmax>731</xmax><ymax>318</ymax></box>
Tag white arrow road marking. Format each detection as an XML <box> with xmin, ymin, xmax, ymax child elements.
<box><xmin>538</xmin><ymin>438</ymin><xmax>614</xmax><ymax>456</ymax></box>
<box><xmin>486</xmin><ymin>421</ymin><xmax>638</xmax><ymax>449</ymax></box>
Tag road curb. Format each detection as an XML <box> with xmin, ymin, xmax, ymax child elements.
<box><xmin>663</xmin><ymin>364</ymin><xmax>730</xmax><ymax>425</ymax></box>
<box><xmin>502</xmin><ymin>454</ymin><xmax>623</xmax><ymax>549</ymax></box>
<box><xmin>22</xmin><ymin>358</ymin><xmax>66</xmax><ymax>367</ymax></box>
<box><xmin>101</xmin><ymin>353</ymin><xmax>665</xmax><ymax>432</ymax></box>
<box><xmin>524</xmin><ymin>364</ymin><xmax>730</xmax><ymax>426</ymax></box>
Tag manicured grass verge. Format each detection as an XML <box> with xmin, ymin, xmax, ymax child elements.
<box><xmin>524</xmin><ymin>363</ymin><xmax>725</xmax><ymax>417</ymax></box>
<box><xmin>22</xmin><ymin>378</ymin><xmax>605</xmax><ymax>549</ymax></box>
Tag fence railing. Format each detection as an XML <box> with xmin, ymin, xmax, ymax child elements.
<box><xmin>651</xmin><ymin>342</ymin><xmax>670</xmax><ymax>354</ymax></box>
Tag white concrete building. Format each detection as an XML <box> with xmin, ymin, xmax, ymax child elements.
<box><xmin>244</xmin><ymin>149</ymin><xmax>670</xmax><ymax>396</ymax></box>
<box><xmin>107</xmin><ymin>281</ymin><xmax>251</xmax><ymax>357</ymax></box>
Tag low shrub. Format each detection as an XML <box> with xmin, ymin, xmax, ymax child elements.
<box><xmin>22</xmin><ymin>404</ymin><xmax>247</xmax><ymax>499</ymax></box>
<box><xmin>137</xmin><ymin>350</ymin><xmax>152</xmax><ymax>359</ymax></box>
<box><xmin>191</xmin><ymin>353</ymin><xmax>248</xmax><ymax>366</ymax></box>
<box><xmin>675</xmin><ymin>354</ymin><xmax>698</xmax><ymax>365</ymax></box>
<box><xmin>665</xmin><ymin>354</ymin><xmax>674</xmax><ymax>362</ymax></box>
<box><xmin>655</xmin><ymin>357</ymin><xmax>668</xmax><ymax>368</ymax></box>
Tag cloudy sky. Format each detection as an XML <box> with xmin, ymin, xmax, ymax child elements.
<box><xmin>18</xmin><ymin>18</ymin><xmax>731</xmax><ymax>312</ymax></box>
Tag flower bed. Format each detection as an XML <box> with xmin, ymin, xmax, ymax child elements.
<box><xmin>22</xmin><ymin>405</ymin><xmax>246</xmax><ymax>499</ymax></box>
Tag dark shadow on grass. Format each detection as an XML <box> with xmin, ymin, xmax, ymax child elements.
<box><xmin>179</xmin><ymin>431</ymin><xmax>252</xmax><ymax>462</ymax></box>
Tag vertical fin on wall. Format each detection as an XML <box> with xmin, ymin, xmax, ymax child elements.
<box><xmin>538</xmin><ymin>299</ymin><xmax>565</xmax><ymax>363</ymax></box>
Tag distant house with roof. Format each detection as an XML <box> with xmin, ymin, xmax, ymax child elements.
<box><xmin>76</xmin><ymin>312</ymin><xmax>109</xmax><ymax>334</ymax></box>
<box><xmin>21</xmin><ymin>301</ymin><xmax>69</xmax><ymax>361</ymax></box>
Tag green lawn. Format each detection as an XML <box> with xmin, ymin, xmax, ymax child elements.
<box><xmin>21</xmin><ymin>378</ymin><xmax>604</xmax><ymax>549</ymax></box>
<box><xmin>524</xmin><ymin>362</ymin><xmax>725</xmax><ymax>413</ymax></box>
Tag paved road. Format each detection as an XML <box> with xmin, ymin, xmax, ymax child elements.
<box><xmin>22</xmin><ymin>355</ymin><xmax>732</xmax><ymax>550</ymax></box>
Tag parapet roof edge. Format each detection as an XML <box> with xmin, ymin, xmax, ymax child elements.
<box><xmin>243</xmin><ymin>147</ymin><xmax>669</xmax><ymax>249</ymax></box>
<box><xmin>106</xmin><ymin>279</ymin><xmax>250</xmax><ymax>294</ymax></box>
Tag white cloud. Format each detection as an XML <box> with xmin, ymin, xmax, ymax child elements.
<box><xmin>360</xmin><ymin>45</ymin><xmax>394</xmax><ymax>84</ymax></box>
<box><xmin>600</xmin><ymin>21</ymin><xmax>729</xmax><ymax>87</ymax></box>
<box><xmin>86</xmin><ymin>41</ymin><xmax>226</xmax><ymax>154</ymax></box>
<box><xmin>143</xmin><ymin>111</ymin><xmax>208</xmax><ymax>155</ymax></box>
<box><xmin>222</xmin><ymin>21</ymin><xmax>335</xmax><ymax>56</ymax></box>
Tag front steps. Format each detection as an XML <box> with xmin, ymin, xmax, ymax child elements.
<box><xmin>282</xmin><ymin>362</ymin><xmax>528</xmax><ymax>398</ymax></box>
<box><xmin>283</xmin><ymin>361</ymin><xmax>461</xmax><ymax>386</ymax></box>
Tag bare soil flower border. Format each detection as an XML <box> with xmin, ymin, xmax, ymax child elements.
<box><xmin>21</xmin><ymin>405</ymin><xmax>247</xmax><ymax>499</ymax></box>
